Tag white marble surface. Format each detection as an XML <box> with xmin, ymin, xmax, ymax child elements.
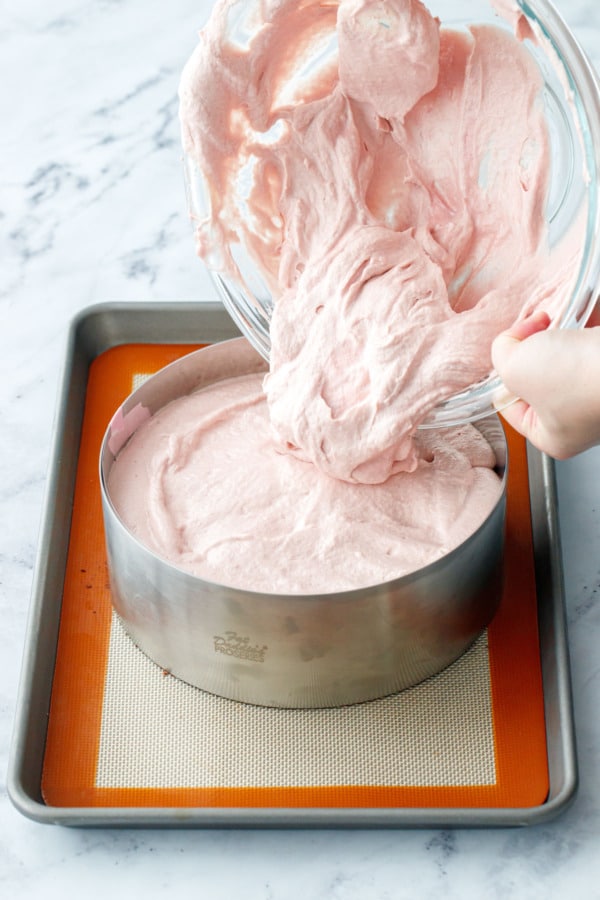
<box><xmin>1</xmin><ymin>0</ymin><xmax>599</xmax><ymax>896</ymax></box>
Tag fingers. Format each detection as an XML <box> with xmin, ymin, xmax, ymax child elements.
<box><xmin>493</xmin><ymin>396</ymin><xmax>533</xmax><ymax>438</ymax></box>
<box><xmin>491</xmin><ymin>310</ymin><xmax>551</xmax><ymax>390</ymax></box>
<box><xmin>503</xmin><ymin>309</ymin><xmax>551</xmax><ymax>342</ymax></box>
<box><xmin>491</xmin><ymin>322</ymin><xmax>600</xmax><ymax>458</ymax></box>
<box><xmin>491</xmin><ymin>311</ymin><xmax>550</xmax><ymax>451</ymax></box>
<box><xmin>492</xmin><ymin>397</ymin><xmax>566</xmax><ymax>458</ymax></box>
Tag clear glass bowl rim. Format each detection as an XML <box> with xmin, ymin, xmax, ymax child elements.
<box><xmin>186</xmin><ymin>0</ymin><xmax>600</xmax><ymax>428</ymax></box>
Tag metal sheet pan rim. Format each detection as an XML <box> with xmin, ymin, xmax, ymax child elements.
<box><xmin>7</xmin><ymin>301</ymin><xmax>578</xmax><ymax>829</ymax></box>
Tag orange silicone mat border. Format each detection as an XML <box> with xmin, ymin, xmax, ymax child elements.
<box><xmin>41</xmin><ymin>343</ymin><xmax>549</xmax><ymax>810</ymax></box>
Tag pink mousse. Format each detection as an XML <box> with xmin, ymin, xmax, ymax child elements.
<box><xmin>179</xmin><ymin>0</ymin><xmax>580</xmax><ymax>484</ymax></box>
<box><xmin>107</xmin><ymin>372</ymin><xmax>502</xmax><ymax>594</ymax></box>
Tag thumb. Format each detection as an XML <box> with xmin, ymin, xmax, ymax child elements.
<box><xmin>490</xmin><ymin>332</ymin><xmax>538</xmax><ymax>442</ymax></box>
<box><xmin>490</xmin><ymin>330</ymin><xmax>519</xmax><ymax>385</ymax></box>
<box><xmin>498</xmin><ymin>309</ymin><xmax>551</xmax><ymax>345</ymax></box>
<box><xmin>490</xmin><ymin>312</ymin><xmax>552</xmax><ymax>442</ymax></box>
<box><xmin>491</xmin><ymin>310</ymin><xmax>551</xmax><ymax>394</ymax></box>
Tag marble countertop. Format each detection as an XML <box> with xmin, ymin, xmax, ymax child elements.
<box><xmin>1</xmin><ymin>1</ymin><xmax>599</xmax><ymax>896</ymax></box>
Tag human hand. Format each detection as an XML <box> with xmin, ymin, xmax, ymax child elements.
<box><xmin>491</xmin><ymin>304</ymin><xmax>600</xmax><ymax>459</ymax></box>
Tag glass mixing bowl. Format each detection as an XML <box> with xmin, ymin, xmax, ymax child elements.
<box><xmin>183</xmin><ymin>0</ymin><xmax>600</xmax><ymax>427</ymax></box>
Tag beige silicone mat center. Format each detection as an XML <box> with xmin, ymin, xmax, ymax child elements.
<box><xmin>96</xmin><ymin>614</ymin><xmax>495</xmax><ymax>790</ymax></box>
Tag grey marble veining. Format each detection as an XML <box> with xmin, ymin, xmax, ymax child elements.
<box><xmin>1</xmin><ymin>1</ymin><xmax>600</xmax><ymax>897</ymax></box>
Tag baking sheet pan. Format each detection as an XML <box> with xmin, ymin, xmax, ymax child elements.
<box><xmin>7</xmin><ymin>302</ymin><xmax>578</xmax><ymax>827</ymax></box>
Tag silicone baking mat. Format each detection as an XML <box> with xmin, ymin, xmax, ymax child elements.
<box><xmin>40</xmin><ymin>343</ymin><xmax>548</xmax><ymax>811</ymax></box>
